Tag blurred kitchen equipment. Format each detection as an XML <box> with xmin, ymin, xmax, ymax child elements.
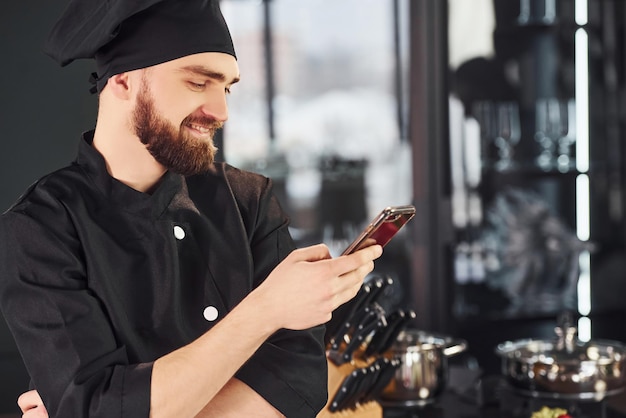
<box><xmin>471</xmin><ymin>100</ymin><xmax>521</xmax><ymax>172</ymax></box>
<box><xmin>534</xmin><ymin>98</ymin><xmax>576</xmax><ymax>173</ymax></box>
<box><xmin>480</xmin><ymin>188</ymin><xmax>594</xmax><ymax>314</ymax></box>
<box><xmin>495</xmin><ymin>312</ymin><xmax>626</xmax><ymax>400</ymax></box>
<box><xmin>379</xmin><ymin>329</ymin><xmax>468</xmax><ymax>406</ymax></box>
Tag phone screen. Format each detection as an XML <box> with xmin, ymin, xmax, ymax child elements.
<box><xmin>368</xmin><ymin>213</ymin><xmax>412</xmax><ymax>247</ymax></box>
<box><xmin>341</xmin><ymin>206</ymin><xmax>415</xmax><ymax>255</ymax></box>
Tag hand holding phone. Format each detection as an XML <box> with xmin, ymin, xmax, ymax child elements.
<box><xmin>341</xmin><ymin>205</ymin><xmax>415</xmax><ymax>255</ymax></box>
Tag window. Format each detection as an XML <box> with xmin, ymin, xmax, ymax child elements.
<box><xmin>221</xmin><ymin>0</ymin><xmax>411</xmax><ymax>250</ymax></box>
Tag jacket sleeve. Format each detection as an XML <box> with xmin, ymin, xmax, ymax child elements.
<box><xmin>0</xmin><ymin>204</ymin><xmax>152</xmax><ymax>418</ymax></box>
<box><xmin>229</xmin><ymin>171</ymin><xmax>328</xmax><ymax>417</ymax></box>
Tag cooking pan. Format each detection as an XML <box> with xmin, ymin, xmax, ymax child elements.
<box><xmin>495</xmin><ymin>314</ymin><xmax>626</xmax><ymax>400</ymax></box>
<box><xmin>379</xmin><ymin>329</ymin><xmax>467</xmax><ymax>406</ymax></box>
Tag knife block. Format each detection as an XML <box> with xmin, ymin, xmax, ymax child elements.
<box><xmin>316</xmin><ymin>358</ymin><xmax>383</xmax><ymax>418</ymax></box>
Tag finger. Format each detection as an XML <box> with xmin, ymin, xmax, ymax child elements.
<box><xmin>332</xmin><ymin>261</ymin><xmax>376</xmax><ymax>307</ymax></box>
<box><xmin>17</xmin><ymin>390</ymin><xmax>42</xmax><ymax>412</ymax></box>
<box><xmin>23</xmin><ymin>409</ymin><xmax>45</xmax><ymax>418</ymax></box>
<box><xmin>330</xmin><ymin>245</ymin><xmax>382</xmax><ymax>276</ymax></box>
<box><xmin>289</xmin><ymin>244</ymin><xmax>332</xmax><ymax>262</ymax></box>
<box><xmin>341</xmin><ymin>260</ymin><xmax>375</xmax><ymax>283</ymax></box>
<box><xmin>24</xmin><ymin>408</ymin><xmax>49</xmax><ymax>418</ymax></box>
<box><xmin>333</xmin><ymin>274</ymin><xmax>369</xmax><ymax>309</ymax></box>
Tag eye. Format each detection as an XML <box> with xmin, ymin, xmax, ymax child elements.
<box><xmin>187</xmin><ymin>81</ymin><xmax>206</xmax><ymax>91</ymax></box>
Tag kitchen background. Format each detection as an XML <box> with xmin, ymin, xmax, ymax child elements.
<box><xmin>1</xmin><ymin>0</ymin><xmax>626</xmax><ymax>415</ymax></box>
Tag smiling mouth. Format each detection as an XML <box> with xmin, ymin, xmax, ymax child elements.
<box><xmin>186</xmin><ymin>123</ymin><xmax>214</xmax><ymax>137</ymax></box>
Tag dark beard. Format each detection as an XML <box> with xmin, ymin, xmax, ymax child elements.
<box><xmin>132</xmin><ymin>82</ymin><xmax>223</xmax><ymax>176</ymax></box>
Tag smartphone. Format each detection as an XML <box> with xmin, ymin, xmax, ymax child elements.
<box><xmin>341</xmin><ymin>205</ymin><xmax>416</xmax><ymax>255</ymax></box>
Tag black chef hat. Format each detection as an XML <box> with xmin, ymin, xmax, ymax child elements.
<box><xmin>44</xmin><ymin>0</ymin><xmax>237</xmax><ymax>93</ymax></box>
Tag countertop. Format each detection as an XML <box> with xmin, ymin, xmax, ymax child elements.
<box><xmin>381</xmin><ymin>368</ymin><xmax>626</xmax><ymax>418</ymax></box>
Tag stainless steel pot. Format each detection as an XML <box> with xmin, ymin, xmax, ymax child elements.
<box><xmin>495</xmin><ymin>314</ymin><xmax>626</xmax><ymax>400</ymax></box>
<box><xmin>379</xmin><ymin>329</ymin><xmax>467</xmax><ymax>406</ymax></box>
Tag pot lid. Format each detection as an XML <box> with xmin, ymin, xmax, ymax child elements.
<box><xmin>495</xmin><ymin>312</ymin><xmax>626</xmax><ymax>365</ymax></box>
<box><xmin>395</xmin><ymin>329</ymin><xmax>467</xmax><ymax>356</ymax></box>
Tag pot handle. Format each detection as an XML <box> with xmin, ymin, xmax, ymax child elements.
<box><xmin>443</xmin><ymin>339</ymin><xmax>468</xmax><ymax>357</ymax></box>
<box><xmin>555</xmin><ymin>310</ymin><xmax>578</xmax><ymax>353</ymax></box>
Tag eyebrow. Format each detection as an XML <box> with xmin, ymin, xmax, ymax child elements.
<box><xmin>178</xmin><ymin>65</ymin><xmax>240</xmax><ymax>85</ymax></box>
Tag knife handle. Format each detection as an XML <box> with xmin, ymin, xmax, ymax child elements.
<box><xmin>378</xmin><ymin>309</ymin><xmax>417</xmax><ymax>354</ymax></box>
<box><xmin>328</xmin><ymin>304</ymin><xmax>374</xmax><ymax>351</ymax></box>
<box><xmin>343</xmin><ymin>364</ymin><xmax>378</xmax><ymax>409</ymax></box>
<box><xmin>361</xmin><ymin>276</ymin><xmax>387</xmax><ymax>309</ymax></box>
<box><xmin>364</xmin><ymin>309</ymin><xmax>405</xmax><ymax>357</ymax></box>
<box><xmin>326</xmin><ymin>283</ymin><xmax>373</xmax><ymax>347</ymax></box>
<box><xmin>328</xmin><ymin>369</ymin><xmax>361</xmax><ymax>412</ymax></box>
<box><xmin>341</xmin><ymin>315</ymin><xmax>384</xmax><ymax>364</ymax></box>
<box><xmin>363</xmin><ymin>357</ymin><xmax>402</xmax><ymax>402</ymax></box>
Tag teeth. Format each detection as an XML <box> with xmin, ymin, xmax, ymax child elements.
<box><xmin>189</xmin><ymin>124</ymin><xmax>210</xmax><ymax>133</ymax></box>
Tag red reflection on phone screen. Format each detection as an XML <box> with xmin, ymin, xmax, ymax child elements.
<box><xmin>370</xmin><ymin>221</ymin><xmax>402</xmax><ymax>247</ymax></box>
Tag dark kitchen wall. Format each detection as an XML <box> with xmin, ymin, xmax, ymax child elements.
<box><xmin>0</xmin><ymin>1</ymin><xmax>97</xmax><ymax>413</ymax></box>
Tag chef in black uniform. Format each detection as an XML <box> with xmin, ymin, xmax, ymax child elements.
<box><xmin>0</xmin><ymin>1</ymin><xmax>383</xmax><ymax>417</ymax></box>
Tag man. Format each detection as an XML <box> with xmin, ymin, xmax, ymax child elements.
<box><xmin>0</xmin><ymin>1</ymin><xmax>382</xmax><ymax>417</ymax></box>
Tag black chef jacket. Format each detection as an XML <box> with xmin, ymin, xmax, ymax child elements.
<box><xmin>0</xmin><ymin>132</ymin><xmax>327</xmax><ymax>418</ymax></box>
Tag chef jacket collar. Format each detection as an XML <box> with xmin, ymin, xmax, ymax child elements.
<box><xmin>75</xmin><ymin>130</ymin><xmax>183</xmax><ymax>218</ymax></box>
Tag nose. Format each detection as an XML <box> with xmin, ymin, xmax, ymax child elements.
<box><xmin>199</xmin><ymin>91</ymin><xmax>229</xmax><ymax>122</ymax></box>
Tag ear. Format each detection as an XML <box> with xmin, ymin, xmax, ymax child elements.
<box><xmin>106</xmin><ymin>73</ymin><xmax>133</xmax><ymax>100</ymax></box>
